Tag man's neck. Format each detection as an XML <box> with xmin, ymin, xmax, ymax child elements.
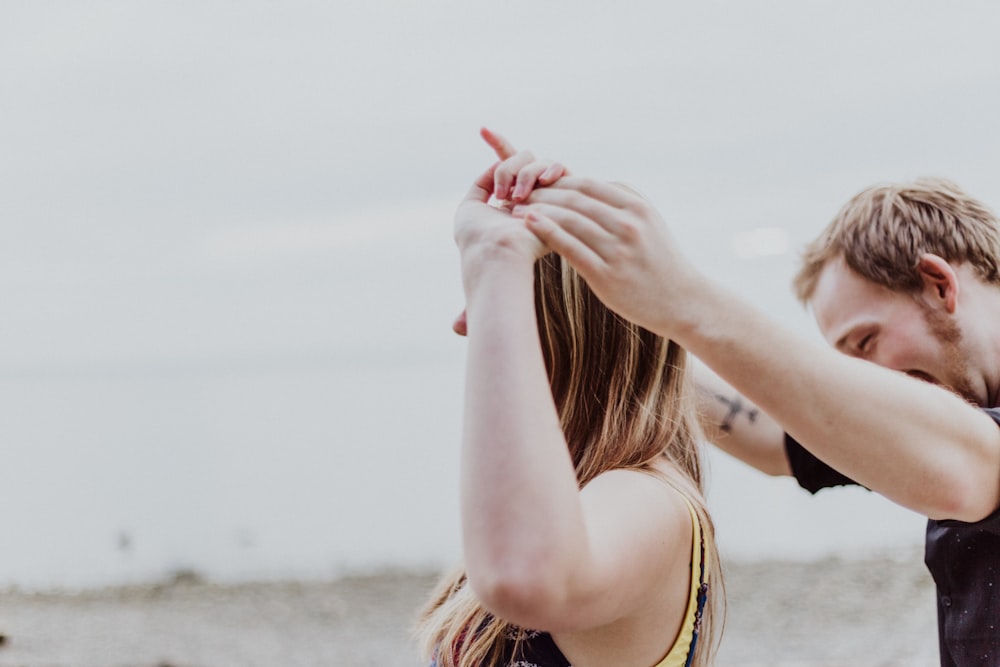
<box><xmin>961</xmin><ymin>273</ymin><xmax>1000</xmax><ymax>408</ymax></box>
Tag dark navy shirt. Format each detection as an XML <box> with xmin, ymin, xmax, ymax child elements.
<box><xmin>499</xmin><ymin>630</ymin><xmax>571</xmax><ymax>666</ymax></box>
<box><xmin>784</xmin><ymin>407</ymin><xmax>1000</xmax><ymax>667</ymax></box>
<box><xmin>430</xmin><ymin>628</ymin><xmax>570</xmax><ymax>667</ymax></box>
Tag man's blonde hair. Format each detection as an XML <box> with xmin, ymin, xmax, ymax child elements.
<box><xmin>793</xmin><ymin>178</ymin><xmax>1000</xmax><ymax>304</ymax></box>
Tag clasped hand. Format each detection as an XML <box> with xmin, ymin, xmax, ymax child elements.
<box><xmin>453</xmin><ymin>163</ymin><xmax>548</xmax><ymax>268</ymax></box>
<box><xmin>455</xmin><ymin>128</ymin><xmax>698</xmax><ymax>339</ymax></box>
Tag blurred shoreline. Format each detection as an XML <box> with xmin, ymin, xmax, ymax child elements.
<box><xmin>0</xmin><ymin>550</ymin><xmax>938</xmax><ymax>667</ymax></box>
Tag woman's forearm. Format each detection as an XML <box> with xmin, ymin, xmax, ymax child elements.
<box><xmin>459</xmin><ymin>254</ymin><xmax>586</xmax><ymax>607</ymax></box>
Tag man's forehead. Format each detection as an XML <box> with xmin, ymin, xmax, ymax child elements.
<box><xmin>809</xmin><ymin>258</ymin><xmax>879</xmax><ymax>346</ymax></box>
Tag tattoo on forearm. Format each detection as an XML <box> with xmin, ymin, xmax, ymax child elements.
<box><xmin>714</xmin><ymin>393</ymin><xmax>759</xmax><ymax>433</ymax></box>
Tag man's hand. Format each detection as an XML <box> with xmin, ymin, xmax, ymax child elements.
<box><xmin>514</xmin><ymin>178</ymin><xmax>702</xmax><ymax>339</ymax></box>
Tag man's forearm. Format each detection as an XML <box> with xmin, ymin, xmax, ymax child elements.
<box><xmin>677</xmin><ymin>279</ymin><xmax>1000</xmax><ymax>521</ymax></box>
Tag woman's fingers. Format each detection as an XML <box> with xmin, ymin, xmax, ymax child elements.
<box><xmin>494</xmin><ymin>151</ymin><xmax>535</xmax><ymax>201</ymax></box>
<box><xmin>464</xmin><ymin>161</ymin><xmax>501</xmax><ymax>204</ymax></box>
<box><xmin>479</xmin><ymin>128</ymin><xmax>570</xmax><ymax>202</ymax></box>
<box><xmin>511</xmin><ymin>161</ymin><xmax>569</xmax><ymax>201</ymax></box>
<box><xmin>480</xmin><ymin>127</ymin><xmax>518</xmax><ymax>161</ymax></box>
<box><xmin>510</xmin><ymin>160</ymin><xmax>553</xmax><ymax>202</ymax></box>
<box><xmin>539</xmin><ymin>162</ymin><xmax>568</xmax><ymax>185</ymax></box>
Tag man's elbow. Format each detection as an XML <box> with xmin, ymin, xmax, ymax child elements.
<box><xmin>925</xmin><ymin>475</ymin><xmax>1000</xmax><ymax>523</ymax></box>
<box><xmin>735</xmin><ymin>450</ymin><xmax>793</xmax><ymax>478</ymax></box>
<box><xmin>760</xmin><ymin>456</ymin><xmax>795</xmax><ymax>478</ymax></box>
<box><xmin>710</xmin><ymin>443</ymin><xmax>792</xmax><ymax>478</ymax></box>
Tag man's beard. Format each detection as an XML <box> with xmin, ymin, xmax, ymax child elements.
<box><xmin>921</xmin><ymin>305</ymin><xmax>979</xmax><ymax>404</ymax></box>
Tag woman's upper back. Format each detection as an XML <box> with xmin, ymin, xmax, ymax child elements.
<box><xmin>461</xmin><ymin>469</ymin><xmax>708</xmax><ymax>667</ymax></box>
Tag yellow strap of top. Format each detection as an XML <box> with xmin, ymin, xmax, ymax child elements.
<box><xmin>652</xmin><ymin>499</ymin><xmax>704</xmax><ymax>667</ymax></box>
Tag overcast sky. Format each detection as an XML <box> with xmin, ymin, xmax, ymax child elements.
<box><xmin>2</xmin><ymin>2</ymin><xmax>999</xmax><ymax>370</ymax></box>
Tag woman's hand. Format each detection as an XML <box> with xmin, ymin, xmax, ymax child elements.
<box><xmin>452</xmin><ymin>129</ymin><xmax>568</xmax><ymax>334</ymax></box>
<box><xmin>481</xmin><ymin>127</ymin><xmax>568</xmax><ymax>203</ymax></box>
<box><xmin>454</xmin><ymin>161</ymin><xmax>547</xmax><ymax>265</ymax></box>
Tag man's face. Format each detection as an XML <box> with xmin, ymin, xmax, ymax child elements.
<box><xmin>810</xmin><ymin>257</ymin><xmax>980</xmax><ymax>404</ymax></box>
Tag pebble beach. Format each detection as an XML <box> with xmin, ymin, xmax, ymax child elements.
<box><xmin>0</xmin><ymin>550</ymin><xmax>938</xmax><ymax>667</ymax></box>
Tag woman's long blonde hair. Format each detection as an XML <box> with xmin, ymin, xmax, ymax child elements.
<box><xmin>415</xmin><ymin>254</ymin><xmax>723</xmax><ymax>667</ymax></box>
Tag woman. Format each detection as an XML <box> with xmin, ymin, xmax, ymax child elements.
<box><xmin>415</xmin><ymin>137</ymin><xmax>723</xmax><ymax>667</ymax></box>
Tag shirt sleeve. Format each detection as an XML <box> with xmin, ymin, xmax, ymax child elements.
<box><xmin>783</xmin><ymin>432</ymin><xmax>859</xmax><ymax>494</ymax></box>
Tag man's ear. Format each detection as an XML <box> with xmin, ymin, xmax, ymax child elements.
<box><xmin>916</xmin><ymin>253</ymin><xmax>959</xmax><ymax>313</ymax></box>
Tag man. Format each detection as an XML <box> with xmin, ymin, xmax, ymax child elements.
<box><xmin>510</xmin><ymin>166</ymin><xmax>1000</xmax><ymax>665</ymax></box>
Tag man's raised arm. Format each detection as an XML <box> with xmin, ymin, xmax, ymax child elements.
<box><xmin>517</xmin><ymin>176</ymin><xmax>1000</xmax><ymax>522</ymax></box>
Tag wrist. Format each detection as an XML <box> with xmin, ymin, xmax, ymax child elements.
<box><xmin>664</xmin><ymin>278</ymin><xmax>746</xmax><ymax>356</ymax></box>
<box><xmin>460</xmin><ymin>242</ymin><xmax>536</xmax><ymax>299</ymax></box>
<box><xmin>647</xmin><ymin>271</ymin><xmax>723</xmax><ymax>346</ymax></box>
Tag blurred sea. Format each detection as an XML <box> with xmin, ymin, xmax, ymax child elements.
<box><xmin>0</xmin><ymin>231</ymin><xmax>926</xmax><ymax>589</ymax></box>
<box><xmin>0</xmin><ymin>341</ymin><xmax>927</xmax><ymax>590</ymax></box>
